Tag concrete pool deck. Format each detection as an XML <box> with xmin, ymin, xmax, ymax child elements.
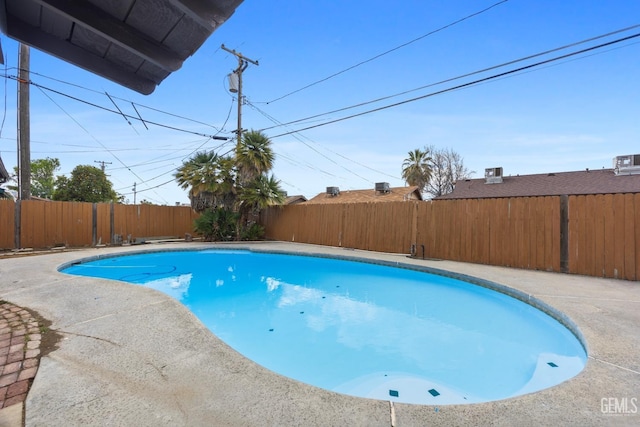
<box><xmin>0</xmin><ymin>241</ymin><xmax>638</xmax><ymax>426</ymax></box>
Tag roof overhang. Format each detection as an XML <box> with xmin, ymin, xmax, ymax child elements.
<box><xmin>0</xmin><ymin>155</ymin><xmax>10</xmax><ymax>183</ymax></box>
<box><xmin>0</xmin><ymin>0</ymin><xmax>243</xmax><ymax>94</ymax></box>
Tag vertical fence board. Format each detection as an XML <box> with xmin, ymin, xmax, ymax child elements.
<box><xmin>568</xmin><ymin>196</ymin><xmax>580</xmax><ymax>274</ymax></box>
<box><xmin>0</xmin><ymin>200</ymin><xmax>15</xmax><ymax>249</ymax></box>
<box><xmin>96</xmin><ymin>204</ymin><xmax>111</xmax><ymax>244</ymax></box>
<box><xmin>613</xmin><ymin>194</ymin><xmax>626</xmax><ymax>279</ymax></box>
<box><xmin>635</xmin><ymin>194</ymin><xmax>640</xmax><ymax>280</ymax></box>
<box><xmin>583</xmin><ymin>195</ymin><xmax>597</xmax><ymax>277</ymax></box>
<box><xmin>623</xmin><ymin>194</ymin><xmax>636</xmax><ymax>280</ymax></box>
<box><xmin>593</xmin><ymin>195</ymin><xmax>605</xmax><ymax>277</ymax></box>
<box><xmin>602</xmin><ymin>194</ymin><xmax>616</xmax><ymax>278</ymax></box>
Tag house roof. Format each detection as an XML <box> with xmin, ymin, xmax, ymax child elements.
<box><xmin>306</xmin><ymin>186</ymin><xmax>423</xmax><ymax>204</ymax></box>
<box><xmin>0</xmin><ymin>0</ymin><xmax>243</xmax><ymax>94</ymax></box>
<box><xmin>437</xmin><ymin>168</ymin><xmax>640</xmax><ymax>199</ymax></box>
<box><xmin>284</xmin><ymin>195</ymin><xmax>307</xmax><ymax>205</ymax></box>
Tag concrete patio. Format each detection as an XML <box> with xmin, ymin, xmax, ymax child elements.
<box><xmin>0</xmin><ymin>241</ymin><xmax>638</xmax><ymax>426</ymax></box>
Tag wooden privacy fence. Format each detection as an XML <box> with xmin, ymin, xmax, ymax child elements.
<box><xmin>260</xmin><ymin>202</ymin><xmax>416</xmax><ymax>254</ymax></box>
<box><xmin>0</xmin><ymin>200</ymin><xmax>199</xmax><ymax>250</ymax></box>
<box><xmin>260</xmin><ymin>194</ymin><xmax>640</xmax><ymax>280</ymax></box>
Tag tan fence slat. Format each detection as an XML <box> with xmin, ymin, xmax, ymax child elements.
<box><xmin>623</xmin><ymin>194</ymin><xmax>635</xmax><ymax>280</ymax></box>
<box><xmin>602</xmin><ymin>194</ymin><xmax>615</xmax><ymax>277</ymax></box>
<box><xmin>635</xmin><ymin>194</ymin><xmax>640</xmax><ymax>280</ymax></box>
<box><xmin>592</xmin><ymin>195</ymin><xmax>605</xmax><ymax>277</ymax></box>
<box><xmin>613</xmin><ymin>194</ymin><xmax>626</xmax><ymax>279</ymax></box>
<box><xmin>0</xmin><ymin>200</ymin><xmax>15</xmax><ymax>249</ymax></box>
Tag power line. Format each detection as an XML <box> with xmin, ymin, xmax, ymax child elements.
<box><xmin>36</xmin><ymin>85</ymin><xmax>169</xmax><ymax>204</ymax></box>
<box><xmin>248</xmin><ymin>100</ymin><xmax>396</xmax><ymax>183</ymax></box>
<box><xmin>259</xmin><ymin>24</ymin><xmax>640</xmax><ymax>133</ymax></box>
<box><xmin>264</xmin><ymin>0</ymin><xmax>510</xmax><ymax>104</ymax></box>
<box><xmin>0</xmin><ymin>74</ymin><xmax>231</xmax><ymax>140</ymax></box>
<box><xmin>8</xmin><ymin>67</ymin><xmax>229</xmax><ymax>133</ymax></box>
<box><xmin>267</xmin><ymin>30</ymin><xmax>640</xmax><ymax>139</ymax></box>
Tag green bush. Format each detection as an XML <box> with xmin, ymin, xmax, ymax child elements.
<box><xmin>241</xmin><ymin>222</ymin><xmax>265</xmax><ymax>241</ymax></box>
<box><xmin>193</xmin><ymin>208</ymin><xmax>239</xmax><ymax>241</ymax></box>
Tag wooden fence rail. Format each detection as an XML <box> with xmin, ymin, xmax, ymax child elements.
<box><xmin>0</xmin><ymin>200</ymin><xmax>199</xmax><ymax>250</ymax></box>
<box><xmin>260</xmin><ymin>195</ymin><xmax>640</xmax><ymax>280</ymax></box>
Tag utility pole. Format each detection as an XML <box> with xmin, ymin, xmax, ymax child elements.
<box><xmin>17</xmin><ymin>43</ymin><xmax>30</xmax><ymax>200</ymax></box>
<box><xmin>221</xmin><ymin>44</ymin><xmax>258</xmax><ymax>150</ymax></box>
<box><xmin>94</xmin><ymin>160</ymin><xmax>112</xmax><ymax>173</ymax></box>
<box><xmin>132</xmin><ymin>182</ymin><xmax>137</xmax><ymax>205</ymax></box>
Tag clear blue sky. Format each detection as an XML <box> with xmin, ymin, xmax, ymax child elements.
<box><xmin>1</xmin><ymin>0</ymin><xmax>639</xmax><ymax>204</ymax></box>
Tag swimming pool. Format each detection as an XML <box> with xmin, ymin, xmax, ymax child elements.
<box><xmin>62</xmin><ymin>249</ymin><xmax>587</xmax><ymax>405</ymax></box>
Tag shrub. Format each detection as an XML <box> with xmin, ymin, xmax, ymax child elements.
<box><xmin>193</xmin><ymin>208</ymin><xmax>239</xmax><ymax>241</ymax></box>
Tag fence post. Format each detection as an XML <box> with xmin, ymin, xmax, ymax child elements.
<box><xmin>92</xmin><ymin>203</ymin><xmax>97</xmax><ymax>246</ymax></box>
<box><xmin>110</xmin><ymin>202</ymin><xmax>115</xmax><ymax>244</ymax></box>
<box><xmin>560</xmin><ymin>195</ymin><xmax>569</xmax><ymax>273</ymax></box>
<box><xmin>14</xmin><ymin>200</ymin><xmax>21</xmax><ymax>249</ymax></box>
<box><xmin>410</xmin><ymin>201</ymin><xmax>418</xmax><ymax>255</ymax></box>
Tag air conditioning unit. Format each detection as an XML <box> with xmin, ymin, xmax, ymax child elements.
<box><xmin>375</xmin><ymin>182</ymin><xmax>390</xmax><ymax>193</ymax></box>
<box><xmin>326</xmin><ymin>186</ymin><xmax>340</xmax><ymax>196</ymax></box>
<box><xmin>614</xmin><ymin>154</ymin><xmax>640</xmax><ymax>175</ymax></box>
<box><xmin>484</xmin><ymin>167</ymin><xmax>503</xmax><ymax>184</ymax></box>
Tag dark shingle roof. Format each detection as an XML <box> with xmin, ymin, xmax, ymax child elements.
<box><xmin>437</xmin><ymin>168</ymin><xmax>640</xmax><ymax>199</ymax></box>
<box><xmin>306</xmin><ymin>186</ymin><xmax>422</xmax><ymax>204</ymax></box>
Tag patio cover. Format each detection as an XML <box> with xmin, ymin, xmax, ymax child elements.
<box><xmin>0</xmin><ymin>0</ymin><xmax>243</xmax><ymax>94</ymax></box>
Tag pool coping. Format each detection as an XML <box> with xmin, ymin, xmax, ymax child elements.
<box><xmin>1</xmin><ymin>241</ymin><xmax>638</xmax><ymax>426</ymax></box>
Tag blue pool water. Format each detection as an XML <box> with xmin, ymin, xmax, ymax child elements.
<box><xmin>63</xmin><ymin>249</ymin><xmax>587</xmax><ymax>405</ymax></box>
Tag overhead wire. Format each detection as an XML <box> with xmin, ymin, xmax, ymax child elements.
<box><xmin>35</xmin><ymin>85</ymin><xmax>169</xmax><ymax>204</ymax></box>
<box><xmin>264</xmin><ymin>0</ymin><xmax>510</xmax><ymax>104</ymax></box>
<box><xmin>0</xmin><ymin>74</ymin><xmax>231</xmax><ymax>140</ymax></box>
<box><xmin>267</xmin><ymin>30</ymin><xmax>640</xmax><ymax>139</ymax></box>
<box><xmin>259</xmin><ymin>24</ymin><xmax>640</xmax><ymax>133</ymax></box>
<box><xmin>14</xmin><ymin>68</ymin><xmax>228</xmax><ymax>133</ymax></box>
<box><xmin>248</xmin><ymin>100</ymin><xmax>396</xmax><ymax>183</ymax></box>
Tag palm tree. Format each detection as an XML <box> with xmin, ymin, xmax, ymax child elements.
<box><xmin>239</xmin><ymin>174</ymin><xmax>286</xmax><ymax>212</ymax></box>
<box><xmin>175</xmin><ymin>131</ymin><xmax>285</xmax><ymax>239</ymax></box>
<box><xmin>402</xmin><ymin>148</ymin><xmax>433</xmax><ymax>193</ymax></box>
<box><xmin>235</xmin><ymin>131</ymin><xmax>282</xmax><ymax>234</ymax></box>
<box><xmin>235</xmin><ymin>130</ymin><xmax>274</xmax><ymax>185</ymax></box>
<box><xmin>174</xmin><ymin>151</ymin><xmax>235</xmax><ymax>212</ymax></box>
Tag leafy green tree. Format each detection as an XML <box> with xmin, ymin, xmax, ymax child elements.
<box><xmin>9</xmin><ymin>157</ymin><xmax>61</xmax><ymax>199</ymax></box>
<box><xmin>402</xmin><ymin>148</ymin><xmax>433</xmax><ymax>194</ymax></box>
<box><xmin>30</xmin><ymin>157</ymin><xmax>60</xmax><ymax>198</ymax></box>
<box><xmin>53</xmin><ymin>165</ymin><xmax>120</xmax><ymax>203</ymax></box>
